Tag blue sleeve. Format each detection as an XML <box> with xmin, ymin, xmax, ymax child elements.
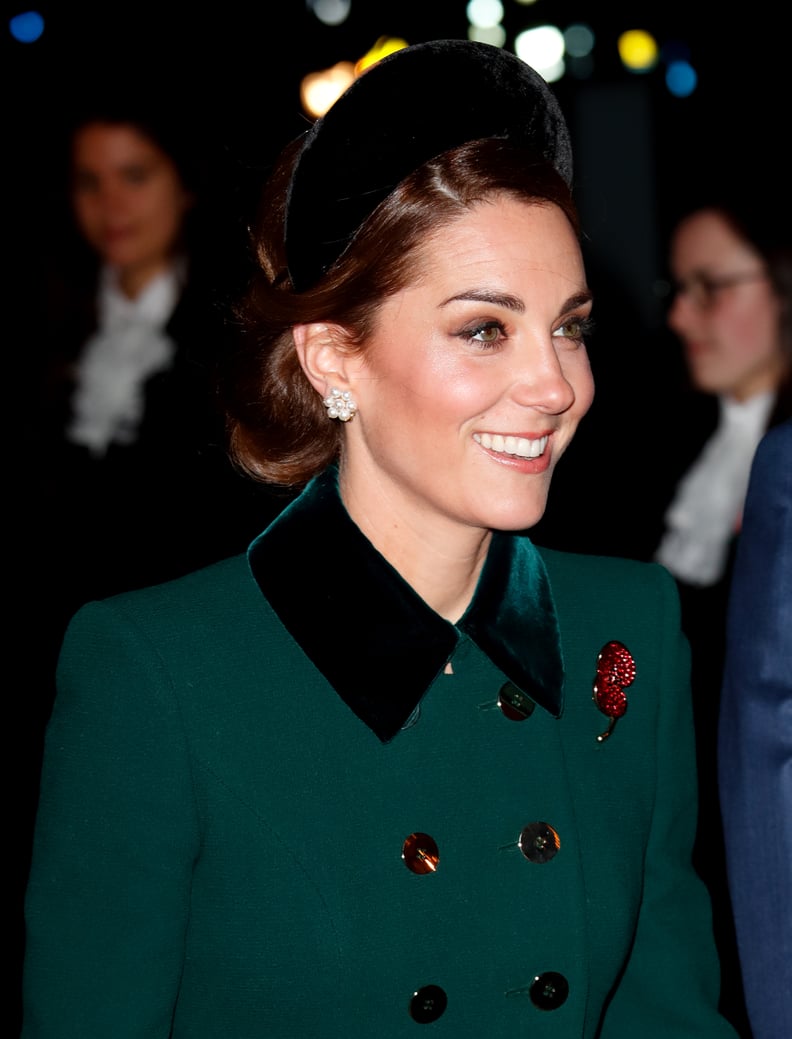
<box><xmin>718</xmin><ymin>419</ymin><xmax>792</xmax><ymax>1039</ymax></box>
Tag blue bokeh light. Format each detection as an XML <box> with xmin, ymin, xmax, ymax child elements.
<box><xmin>666</xmin><ymin>59</ymin><xmax>698</xmax><ymax>97</ymax></box>
<box><xmin>9</xmin><ymin>10</ymin><xmax>44</xmax><ymax>43</ymax></box>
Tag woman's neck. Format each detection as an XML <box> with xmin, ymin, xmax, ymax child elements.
<box><xmin>113</xmin><ymin>257</ymin><xmax>174</xmax><ymax>301</ymax></box>
<box><xmin>339</xmin><ymin>470</ymin><xmax>491</xmax><ymax>624</ymax></box>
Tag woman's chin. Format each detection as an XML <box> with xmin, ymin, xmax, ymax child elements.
<box><xmin>478</xmin><ymin>496</ymin><xmax>550</xmax><ymax>534</ymax></box>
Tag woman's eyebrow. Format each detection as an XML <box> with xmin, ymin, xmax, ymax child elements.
<box><xmin>439</xmin><ymin>289</ymin><xmax>524</xmax><ymax>311</ymax></box>
<box><xmin>439</xmin><ymin>288</ymin><xmax>593</xmax><ymax>311</ymax></box>
<box><xmin>563</xmin><ymin>290</ymin><xmax>594</xmax><ymax>310</ymax></box>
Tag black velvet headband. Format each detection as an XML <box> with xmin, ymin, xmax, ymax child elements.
<box><xmin>284</xmin><ymin>39</ymin><xmax>573</xmax><ymax>292</ymax></box>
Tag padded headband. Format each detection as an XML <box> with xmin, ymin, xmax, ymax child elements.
<box><xmin>284</xmin><ymin>39</ymin><xmax>572</xmax><ymax>292</ymax></box>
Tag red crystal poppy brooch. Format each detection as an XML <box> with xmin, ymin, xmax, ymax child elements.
<box><xmin>592</xmin><ymin>640</ymin><xmax>636</xmax><ymax>742</ymax></box>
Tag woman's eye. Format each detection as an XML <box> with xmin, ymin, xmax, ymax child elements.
<box><xmin>554</xmin><ymin>316</ymin><xmax>594</xmax><ymax>342</ymax></box>
<box><xmin>459</xmin><ymin>320</ymin><xmax>506</xmax><ymax>345</ymax></box>
<box><xmin>124</xmin><ymin>166</ymin><xmax>151</xmax><ymax>186</ymax></box>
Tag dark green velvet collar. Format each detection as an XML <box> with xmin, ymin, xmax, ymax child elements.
<box><xmin>247</xmin><ymin>466</ymin><xmax>564</xmax><ymax>742</ymax></box>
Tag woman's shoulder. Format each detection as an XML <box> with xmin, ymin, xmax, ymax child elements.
<box><xmin>534</xmin><ymin>546</ymin><xmax>685</xmax><ymax>677</ymax></box>
<box><xmin>537</xmin><ymin>544</ymin><xmax>679</xmax><ymax>617</ymax></box>
<box><xmin>58</xmin><ymin>551</ymin><xmax>292</xmax><ymax>691</ymax></box>
<box><xmin>538</xmin><ymin>542</ymin><xmax>673</xmax><ymax>580</ymax></box>
<box><xmin>73</xmin><ymin>552</ymin><xmax>258</xmax><ymax>636</ymax></box>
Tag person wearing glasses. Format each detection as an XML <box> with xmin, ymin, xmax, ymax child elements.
<box><xmin>651</xmin><ymin>192</ymin><xmax>792</xmax><ymax>1037</ymax></box>
<box><xmin>656</xmin><ymin>200</ymin><xmax>792</xmax><ymax>587</ymax></box>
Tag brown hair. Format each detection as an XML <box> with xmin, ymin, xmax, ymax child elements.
<box><xmin>225</xmin><ymin>137</ymin><xmax>580</xmax><ymax>488</ymax></box>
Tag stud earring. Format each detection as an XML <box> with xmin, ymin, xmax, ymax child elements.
<box><xmin>323</xmin><ymin>387</ymin><xmax>357</xmax><ymax>422</ymax></box>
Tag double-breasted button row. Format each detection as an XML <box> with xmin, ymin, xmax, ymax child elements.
<box><xmin>409</xmin><ymin>971</ymin><xmax>570</xmax><ymax>1023</ymax></box>
<box><xmin>403</xmin><ymin>823</ymin><xmax>560</xmax><ymax>872</ymax></box>
<box><xmin>402</xmin><ymin>826</ymin><xmax>567</xmax><ymax>1021</ymax></box>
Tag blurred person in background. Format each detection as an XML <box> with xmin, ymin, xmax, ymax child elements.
<box><xmin>29</xmin><ymin>95</ymin><xmax>284</xmax><ymax>633</ymax></box>
<box><xmin>655</xmin><ymin>195</ymin><xmax>792</xmax><ymax>657</ymax></box>
<box><xmin>22</xmin><ymin>89</ymin><xmax>288</xmax><ymax>776</ymax></box>
<box><xmin>657</xmin><ymin>192</ymin><xmax>790</xmax><ymax>1036</ymax></box>
<box><xmin>653</xmin><ymin>194</ymin><xmax>791</xmax><ymax>1036</ymax></box>
<box><xmin>13</xmin><ymin>91</ymin><xmax>287</xmax><ymax>1033</ymax></box>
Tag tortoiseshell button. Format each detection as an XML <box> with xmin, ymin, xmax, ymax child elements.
<box><xmin>498</xmin><ymin>682</ymin><xmax>536</xmax><ymax>721</ymax></box>
<box><xmin>529</xmin><ymin>971</ymin><xmax>569</xmax><ymax>1010</ymax></box>
<box><xmin>518</xmin><ymin>822</ymin><xmax>560</xmax><ymax>863</ymax></box>
<box><xmin>409</xmin><ymin>984</ymin><xmax>447</xmax><ymax>1023</ymax></box>
<box><xmin>402</xmin><ymin>832</ymin><xmax>439</xmax><ymax>874</ymax></box>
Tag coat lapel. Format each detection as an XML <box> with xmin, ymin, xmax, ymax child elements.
<box><xmin>248</xmin><ymin>466</ymin><xmax>564</xmax><ymax>741</ymax></box>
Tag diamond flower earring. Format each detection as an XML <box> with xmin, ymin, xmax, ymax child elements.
<box><xmin>323</xmin><ymin>387</ymin><xmax>357</xmax><ymax>422</ymax></box>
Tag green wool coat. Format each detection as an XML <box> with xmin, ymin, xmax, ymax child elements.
<box><xmin>22</xmin><ymin>466</ymin><xmax>738</xmax><ymax>1037</ymax></box>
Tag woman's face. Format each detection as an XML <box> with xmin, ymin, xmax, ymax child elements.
<box><xmin>70</xmin><ymin>122</ymin><xmax>193</xmax><ymax>280</ymax></box>
<box><xmin>339</xmin><ymin>196</ymin><xmax>595</xmax><ymax>543</ymax></box>
<box><xmin>667</xmin><ymin>208</ymin><xmax>784</xmax><ymax>400</ymax></box>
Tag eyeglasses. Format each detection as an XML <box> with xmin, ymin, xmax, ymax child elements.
<box><xmin>671</xmin><ymin>270</ymin><xmax>768</xmax><ymax>310</ymax></box>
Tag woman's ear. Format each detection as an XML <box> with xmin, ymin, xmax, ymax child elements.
<box><xmin>293</xmin><ymin>322</ymin><xmax>355</xmax><ymax>397</ymax></box>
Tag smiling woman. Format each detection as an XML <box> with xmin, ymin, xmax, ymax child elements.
<box><xmin>290</xmin><ymin>198</ymin><xmax>594</xmax><ymax>585</ymax></box>
<box><xmin>22</xmin><ymin>41</ymin><xmax>739</xmax><ymax>1038</ymax></box>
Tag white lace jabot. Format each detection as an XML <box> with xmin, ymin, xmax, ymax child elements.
<box><xmin>654</xmin><ymin>390</ymin><xmax>775</xmax><ymax>586</ymax></box>
<box><xmin>67</xmin><ymin>264</ymin><xmax>182</xmax><ymax>456</ymax></box>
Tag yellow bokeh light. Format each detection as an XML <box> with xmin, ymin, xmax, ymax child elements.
<box><xmin>300</xmin><ymin>62</ymin><xmax>357</xmax><ymax>119</ymax></box>
<box><xmin>617</xmin><ymin>29</ymin><xmax>658</xmax><ymax>72</ymax></box>
<box><xmin>299</xmin><ymin>37</ymin><xmax>410</xmax><ymax>119</ymax></box>
<box><xmin>355</xmin><ymin>36</ymin><xmax>409</xmax><ymax>75</ymax></box>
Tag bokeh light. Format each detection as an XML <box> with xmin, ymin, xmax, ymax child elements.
<box><xmin>514</xmin><ymin>24</ymin><xmax>565</xmax><ymax>83</ymax></box>
<box><xmin>300</xmin><ymin>61</ymin><xmax>356</xmax><ymax>118</ymax></box>
<box><xmin>308</xmin><ymin>0</ymin><xmax>351</xmax><ymax>28</ymax></box>
<box><xmin>618</xmin><ymin>29</ymin><xmax>659</xmax><ymax>72</ymax></box>
<box><xmin>666</xmin><ymin>59</ymin><xmax>698</xmax><ymax>97</ymax></box>
<box><xmin>355</xmin><ymin>36</ymin><xmax>409</xmax><ymax>74</ymax></box>
<box><xmin>299</xmin><ymin>36</ymin><xmax>411</xmax><ymax>119</ymax></box>
<box><xmin>467</xmin><ymin>23</ymin><xmax>507</xmax><ymax>46</ymax></box>
<box><xmin>564</xmin><ymin>23</ymin><xmax>595</xmax><ymax>59</ymax></box>
<box><xmin>466</xmin><ymin>0</ymin><xmax>504</xmax><ymax>29</ymax></box>
<box><xmin>9</xmin><ymin>10</ymin><xmax>44</xmax><ymax>43</ymax></box>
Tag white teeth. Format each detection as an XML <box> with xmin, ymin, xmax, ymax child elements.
<box><xmin>473</xmin><ymin>432</ymin><xmax>548</xmax><ymax>459</ymax></box>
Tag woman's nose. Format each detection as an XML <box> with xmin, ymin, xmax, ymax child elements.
<box><xmin>510</xmin><ymin>346</ymin><xmax>576</xmax><ymax>415</ymax></box>
<box><xmin>667</xmin><ymin>290</ymin><xmax>697</xmax><ymax>336</ymax></box>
